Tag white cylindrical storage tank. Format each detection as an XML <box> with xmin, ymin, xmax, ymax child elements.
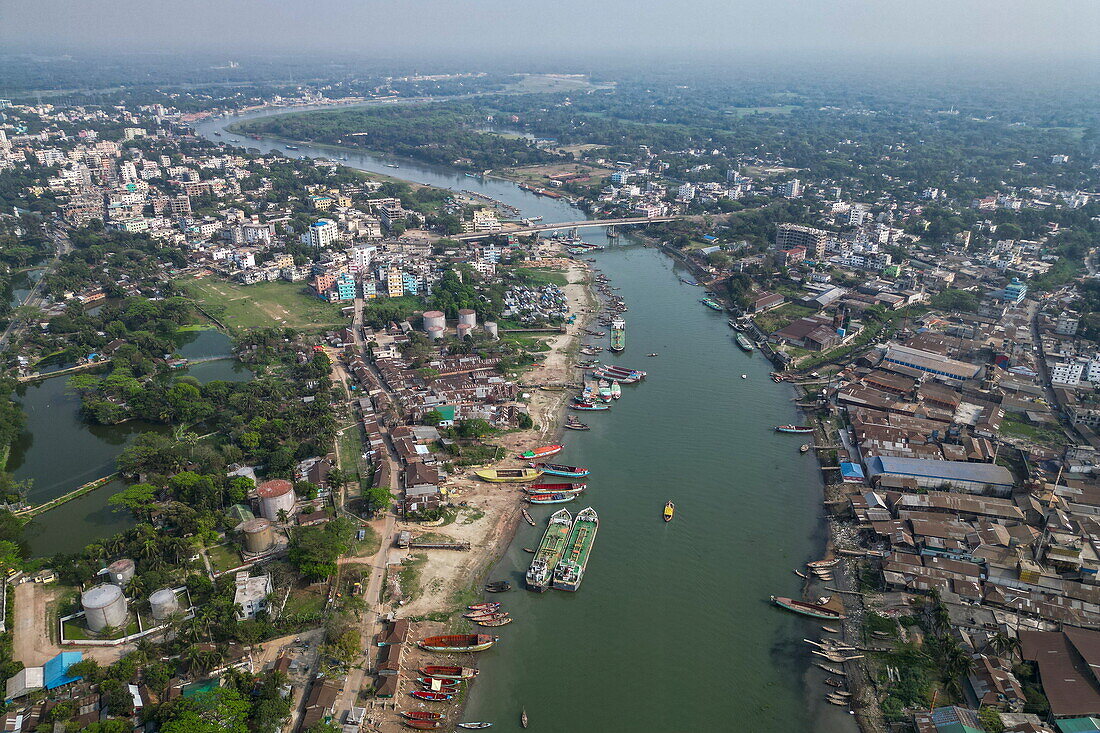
<box><xmin>82</xmin><ymin>584</ymin><xmax>128</xmax><ymax>632</ymax></box>
<box><xmin>456</xmin><ymin>323</ymin><xmax>474</xmax><ymax>340</ymax></box>
<box><xmin>483</xmin><ymin>321</ymin><xmax>499</xmax><ymax>339</ymax></box>
<box><xmin>457</xmin><ymin>309</ymin><xmax>477</xmax><ymax>327</ymax></box>
<box><xmin>257</xmin><ymin>479</ymin><xmax>296</xmax><ymax>521</ymax></box>
<box><xmin>241</xmin><ymin>518</ymin><xmax>275</xmax><ymax>553</ymax></box>
<box><xmin>422</xmin><ymin>310</ymin><xmax>446</xmax><ymax>331</ymax></box>
<box><xmin>149</xmin><ymin>588</ymin><xmax>179</xmax><ymax>622</ymax></box>
<box><xmin>426</xmin><ymin>325</ymin><xmax>444</xmax><ymax>341</ymax></box>
<box><xmin>107</xmin><ymin>558</ymin><xmax>135</xmax><ymax>587</ymax></box>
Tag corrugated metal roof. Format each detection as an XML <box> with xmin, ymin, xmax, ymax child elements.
<box><xmin>868</xmin><ymin>456</ymin><xmax>1014</xmax><ymax>487</ymax></box>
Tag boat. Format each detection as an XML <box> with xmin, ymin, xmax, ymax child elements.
<box><xmin>522</xmin><ymin>509</ymin><xmax>535</xmax><ymax>526</ymax></box>
<box><xmin>457</xmin><ymin>724</ymin><xmax>493</xmax><ymax>730</ymax></box>
<box><xmin>610</xmin><ymin>382</ymin><xmax>621</xmax><ymax>399</ymax></box>
<box><xmin>552</xmin><ymin>507</ymin><xmax>599</xmax><ymax>591</ymax></box>
<box><xmin>527</xmin><ymin>492</ymin><xmax>578</xmax><ymax>505</ymax></box>
<box><xmin>823</xmin><ymin>677</ymin><xmax>845</xmax><ymax>688</ymax></box>
<box><xmin>405</xmin><ymin>720</ymin><xmax>443</xmax><ymax>730</ymax></box>
<box><xmin>464</xmin><ymin>609</ymin><xmax>509</xmax><ymax>620</ymax></box>
<box><xmin>474</xmin><ymin>468</ymin><xmax>543</xmax><ymax>483</ymax></box>
<box><xmin>774</xmin><ymin>425</ymin><xmax>814</xmax><ymax>434</ymax></box>
<box><xmin>402</xmin><ymin>711</ymin><xmax>444</xmax><ymax>721</ymax></box>
<box><xmin>663</xmin><ymin>501</ymin><xmax>675</xmax><ymax>522</ymax></box>
<box><xmin>521</xmin><ymin>710</ymin><xmax>528</xmax><ymax>728</ymax></box>
<box><xmin>530</xmin><ymin>462</ymin><xmax>590</xmax><ymax>478</ymax></box>
<box><xmin>700</xmin><ymin>297</ymin><xmax>723</xmax><ymax>311</ymax></box>
<box><xmin>524</xmin><ymin>483</ymin><xmax>586</xmax><ymax>495</ymax></box>
<box><xmin>816</xmin><ymin>663</ymin><xmax>846</xmax><ymax>675</ymax></box>
<box><xmin>821</xmin><ymin>626</ymin><xmax>840</xmax><ymax>634</ymax></box>
<box><xmin>485</xmin><ymin>581</ymin><xmax>511</xmax><ymax>593</ymax></box>
<box><xmin>522</xmin><ymin>547</ymin><xmax>535</xmax><ymax>553</ymax></box>
<box><xmin>525</xmin><ymin>509</ymin><xmax>573</xmax><ymax>592</ymax></box>
<box><xmin>475</xmin><ymin>616</ymin><xmax>513</xmax><ymax>627</ymax></box>
<box><xmin>410</xmin><ymin>691</ymin><xmax>454</xmax><ymax>701</ymax></box>
<box><xmin>564</xmin><ymin>421</ymin><xmax>590</xmax><ymax>431</ymax></box>
<box><xmin>417</xmin><ymin>634</ymin><xmax>498</xmax><ymax>652</ymax></box>
<box><xmin>385</xmin><ymin>163</ymin><xmax>399</xmax><ymax>168</ymax></box>
<box><xmin>741</xmin><ymin>374</ymin><xmax>747</xmax><ymax>379</ymax></box>
<box><xmin>770</xmin><ymin>596</ymin><xmax>847</xmax><ymax>620</ymax></box>
<box><xmin>794</xmin><ymin>569</ymin><xmax>807</xmax><ymax>578</ymax></box>
<box><xmin>466</xmin><ymin>603</ymin><xmax>500</xmax><ymax>611</ymax></box>
<box><xmin>825</xmin><ymin>695</ymin><xmax>848</xmax><ymax>706</ymax></box>
<box><xmin>807</xmin><ymin>558</ymin><xmax>840</xmax><ymax>569</ymax></box>
<box><xmin>520</xmin><ymin>445</ymin><xmax>563</xmax><ymax>460</ymax></box>
<box><xmin>800</xmin><ymin>444</ymin><xmax>811</xmax><ymax>453</ymax></box>
<box><xmin>647</xmin><ymin>353</ymin><xmax>658</xmax><ymax>357</ymax></box>
<box><xmin>569</xmin><ymin>401</ymin><xmax>610</xmax><ymax>411</ymax></box>
<box><xmin>736</xmin><ymin>334</ymin><xmax>755</xmax><ymax>352</ymax></box>
<box><xmin>284</xmin><ymin>144</ymin><xmax>298</xmax><ymax>150</ymax></box>
<box><xmin>420</xmin><ymin>666</ymin><xmax>478</xmax><ymax>680</ymax></box>
<box><xmin>418</xmin><ymin>677</ymin><xmax>461</xmax><ymax>688</ymax></box>
<box><xmin>609</xmin><ymin>318</ymin><xmax>626</xmax><ymax>353</ymax></box>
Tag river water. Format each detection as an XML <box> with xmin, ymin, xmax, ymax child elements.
<box><xmin>195</xmin><ymin>109</ymin><xmax>855</xmax><ymax>731</ymax></box>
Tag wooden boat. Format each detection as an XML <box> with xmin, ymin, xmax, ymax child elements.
<box><xmin>405</xmin><ymin>720</ymin><xmax>443</xmax><ymax>730</ymax></box>
<box><xmin>794</xmin><ymin>569</ymin><xmax>807</xmax><ymax>579</ymax></box>
<box><xmin>475</xmin><ymin>468</ymin><xmax>542</xmax><ymax>483</ymax></box>
<box><xmin>800</xmin><ymin>444</ymin><xmax>811</xmax><ymax>453</ymax></box>
<box><xmin>521</xmin><ymin>710</ymin><xmax>529</xmax><ymax>728</ymax></box>
<box><xmin>522</xmin><ymin>509</ymin><xmax>536</xmax><ymax>526</ymax></box>
<box><xmin>771</xmin><ymin>596</ymin><xmax>846</xmax><ymax>620</ymax></box>
<box><xmin>520</xmin><ymin>445</ymin><xmax>563</xmax><ymax>460</ymax></box>
<box><xmin>464</xmin><ymin>610</ymin><xmax>509</xmax><ymax>620</ymax></box>
<box><xmin>663</xmin><ymin>501</ymin><xmax>675</xmax><ymax>522</ymax></box>
<box><xmin>823</xmin><ymin>678</ymin><xmax>845</xmax><ymax>688</ymax></box>
<box><xmin>522</xmin><ymin>547</ymin><xmax>535</xmax><ymax>553</ymax></box>
<box><xmin>457</xmin><ymin>724</ymin><xmax>492</xmax><ymax>730</ymax></box>
<box><xmin>418</xmin><ymin>678</ymin><xmax>461</xmax><ymax>689</ymax></box>
<box><xmin>815</xmin><ymin>663</ymin><xmax>846</xmax><ymax>675</ymax></box>
<box><xmin>485</xmin><ymin>584</ymin><xmax>510</xmax><ymax>593</ymax></box>
<box><xmin>420</xmin><ymin>665</ymin><xmax>478</xmax><ymax>680</ymax></box>
<box><xmin>821</xmin><ymin>626</ymin><xmax>840</xmax><ymax>634</ymax></box>
<box><xmin>525</xmin><ymin>483</ymin><xmax>586</xmax><ymax>494</ymax></box>
<box><xmin>825</xmin><ymin>695</ymin><xmax>848</xmax><ymax>706</ymax></box>
<box><xmin>529</xmin><ymin>462</ymin><xmax>590</xmax><ymax>478</ymax></box>
<box><xmin>569</xmin><ymin>401</ymin><xmax>609</xmax><ymax>411</ymax></box>
<box><xmin>774</xmin><ymin>425</ymin><xmax>814</xmax><ymax>434</ymax></box>
<box><xmin>467</xmin><ymin>602</ymin><xmax>500</xmax><ymax>612</ymax></box>
<box><xmin>417</xmin><ymin>634</ymin><xmax>498</xmax><ymax>653</ymax></box>
<box><xmin>832</xmin><ymin>689</ymin><xmax>853</xmax><ymax>697</ymax></box>
<box><xmin>563</xmin><ymin>421</ymin><xmax>590</xmax><ymax>430</ymax></box>
<box><xmin>475</xmin><ymin>616</ymin><xmax>513</xmax><ymax>627</ymax></box>
<box><xmin>402</xmin><ymin>711</ymin><xmax>444</xmax><ymax>721</ymax></box>
<box><xmin>807</xmin><ymin>558</ymin><xmax>840</xmax><ymax>569</ymax></box>
<box><xmin>527</xmin><ymin>492</ymin><xmax>578</xmax><ymax>505</ymax></box>
<box><xmin>410</xmin><ymin>690</ymin><xmax>454</xmax><ymax>701</ymax></box>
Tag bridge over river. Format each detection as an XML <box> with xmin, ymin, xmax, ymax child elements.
<box><xmin>454</xmin><ymin>215</ymin><xmax>682</xmax><ymax>241</ymax></box>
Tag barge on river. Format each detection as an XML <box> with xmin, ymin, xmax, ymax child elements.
<box><xmin>552</xmin><ymin>507</ymin><xmax>599</xmax><ymax>591</ymax></box>
<box><xmin>770</xmin><ymin>595</ymin><xmax>847</xmax><ymax>620</ymax></box>
<box><xmin>525</xmin><ymin>508</ymin><xmax>573</xmax><ymax>592</ymax></box>
<box><xmin>609</xmin><ymin>318</ymin><xmax>626</xmax><ymax>353</ymax></box>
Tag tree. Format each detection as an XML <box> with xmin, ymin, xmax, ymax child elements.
<box><xmin>978</xmin><ymin>706</ymin><xmax>1005</xmax><ymax>733</ymax></box>
<box><xmin>107</xmin><ymin>483</ymin><xmax>158</xmax><ymax>519</ymax></box>
<box><xmin>288</xmin><ymin>518</ymin><xmax>354</xmax><ymax>581</ymax></box>
<box><xmin>455</xmin><ymin>418</ymin><xmax>493</xmax><ymax>440</ymax></box>
<box><xmin>423</xmin><ymin>409</ymin><xmax>444</xmax><ymax>426</ymax></box>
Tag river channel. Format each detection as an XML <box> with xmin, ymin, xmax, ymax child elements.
<box><xmin>194</xmin><ymin>107</ymin><xmax>857</xmax><ymax>731</ymax></box>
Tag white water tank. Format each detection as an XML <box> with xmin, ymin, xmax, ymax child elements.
<box><xmin>241</xmin><ymin>518</ymin><xmax>275</xmax><ymax>553</ymax></box>
<box><xmin>107</xmin><ymin>558</ymin><xmax>135</xmax><ymax>587</ymax></box>
<box><xmin>426</xmin><ymin>325</ymin><xmax>445</xmax><ymax>341</ymax></box>
<box><xmin>82</xmin><ymin>584</ymin><xmax>128</xmax><ymax>632</ymax></box>
<box><xmin>422</xmin><ymin>310</ymin><xmax>446</xmax><ymax>331</ymax></box>
<box><xmin>483</xmin><ymin>321</ymin><xmax>499</xmax><ymax>339</ymax></box>
<box><xmin>148</xmin><ymin>588</ymin><xmax>179</xmax><ymax>622</ymax></box>
<box><xmin>257</xmin><ymin>479</ymin><xmax>296</xmax><ymax>521</ymax></box>
<box><xmin>456</xmin><ymin>323</ymin><xmax>474</xmax><ymax>340</ymax></box>
<box><xmin>457</xmin><ymin>309</ymin><xmax>477</xmax><ymax>327</ymax></box>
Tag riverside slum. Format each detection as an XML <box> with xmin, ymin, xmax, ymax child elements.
<box><xmin>798</xmin><ymin>294</ymin><xmax>1100</xmax><ymax>731</ymax></box>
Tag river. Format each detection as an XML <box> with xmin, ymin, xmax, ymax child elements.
<box><xmin>193</xmin><ymin>109</ymin><xmax>856</xmax><ymax>731</ymax></box>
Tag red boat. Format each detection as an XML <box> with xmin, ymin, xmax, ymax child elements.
<box><xmin>524</xmin><ymin>483</ymin><xmax>586</xmax><ymax>494</ymax></box>
<box><xmin>402</xmin><ymin>712</ymin><xmax>444</xmax><ymax>721</ymax></box>
<box><xmin>420</xmin><ymin>665</ymin><xmax>478</xmax><ymax>680</ymax></box>
<box><xmin>520</xmin><ymin>444</ymin><xmax>563</xmax><ymax>460</ymax></box>
<box><xmin>463</xmin><ymin>610</ymin><xmax>510</xmax><ymax>620</ymax></box>
<box><xmin>466</xmin><ymin>603</ymin><xmax>500</xmax><ymax>612</ymax></box>
<box><xmin>405</xmin><ymin>721</ymin><xmax>442</xmax><ymax>730</ymax></box>
<box><xmin>411</xmin><ymin>690</ymin><xmax>454</xmax><ymax>701</ymax></box>
<box><xmin>418</xmin><ymin>678</ymin><xmax>460</xmax><ymax>689</ymax></box>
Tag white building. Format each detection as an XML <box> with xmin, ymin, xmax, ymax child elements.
<box><xmin>1056</xmin><ymin>314</ymin><xmax>1080</xmax><ymax>336</ymax></box>
<box><xmin>348</xmin><ymin>245</ymin><xmax>377</xmax><ymax>274</ymax></box>
<box><xmin>305</xmin><ymin>219</ymin><xmax>339</xmax><ymax>249</ymax></box>
<box><xmin>1051</xmin><ymin>361</ymin><xmax>1084</xmax><ymax>387</ymax></box>
<box><xmin>233</xmin><ymin>572</ymin><xmax>273</xmax><ymax>620</ymax></box>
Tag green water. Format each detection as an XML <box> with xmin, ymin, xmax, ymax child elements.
<box><xmin>463</xmin><ymin>243</ymin><xmax>856</xmax><ymax>731</ymax></box>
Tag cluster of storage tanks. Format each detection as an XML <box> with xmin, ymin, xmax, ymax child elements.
<box><xmin>79</xmin><ymin>558</ymin><xmax>182</xmax><ymax>632</ymax></box>
<box><xmin>256</xmin><ymin>479</ymin><xmax>296</xmax><ymax>521</ymax></box>
<box><xmin>422</xmin><ymin>309</ymin><xmax>497</xmax><ymax>340</ymax></box>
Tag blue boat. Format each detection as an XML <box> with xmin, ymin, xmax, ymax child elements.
<box><xmin>529</xmin><ymin>462</ymin><xmax>591</xmax><ymax>478</ymax></box>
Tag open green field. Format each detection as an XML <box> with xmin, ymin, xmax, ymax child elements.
<box><xmin>179</xmin><ymin>278</ymin><xmax>347</xmax><ymax>330</ymax></box>
<box><xmin>726</xmin><ymin>105</ymin><xmax>799</xmax><ymax>117</ymax></box>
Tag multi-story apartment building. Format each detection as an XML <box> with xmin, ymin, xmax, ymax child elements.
<box><xmin>775</xmin><ymin>223</ymin><xmax>828</xmax><ymax>260</ymax></box>
<box><xmin>305</xmin><ymin>219</ymin><xmax>339</xmax><ymax>249</ymax></box>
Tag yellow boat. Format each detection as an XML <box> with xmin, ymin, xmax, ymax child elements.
<box><xmin>663</xmin><ymin>501</ymin><xmax>675</xmax><ymax>522</ymax></box>
<box><xmin>475</xmin><ymin>468</ymin><xmax>543</xmax><ymax>483</ymax></box>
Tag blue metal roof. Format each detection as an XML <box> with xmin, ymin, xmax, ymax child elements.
<box><xmin>868</xmin><ymin>456</ymin><xmax>1013</xmax><ymax>487</ymax></box>
<box><xmin>840</xmin><ymin>462</ymin><xmax>865</xmax><ymax>479</ymax></box>
<box><xmin>43</xmin><ymin>652</ymin><xmax>82</xmax><ymax>690</ymax></box>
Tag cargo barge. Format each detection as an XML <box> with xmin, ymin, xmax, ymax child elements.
<box><xmin>552</xmin><ymin>507</ymin><xmax>599</xmax><ymax>591</ymax></box>
<box><xmin>525</xmin><ymin>508</ymin><xmax>573</xmax><ymax>592</ymax></box>
<box><xmin>609</xmin><ymin>318</ymin><xmax>626</xmax><ymax>353</ymax></box>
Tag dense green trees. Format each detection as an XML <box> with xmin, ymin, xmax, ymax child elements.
<box><xmin>288</xmin><ymin>517</ymin><xmax>354</xmax><ymax>581</ymax></box>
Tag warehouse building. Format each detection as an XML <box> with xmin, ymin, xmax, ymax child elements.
<box><xmin>867</xmin><ymin>455</ymin><xmax>1015</xmax><ymax>496</ymax></box>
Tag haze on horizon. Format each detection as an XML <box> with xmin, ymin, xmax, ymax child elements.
<box><xmin>2</xmin><ymin>0</ymin><xmax>1099</xmax><ymax>66</ymax></box>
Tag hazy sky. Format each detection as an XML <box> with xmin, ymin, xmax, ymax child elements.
<box><xmin>3</xmin><ymin>0</ymin><xmax>1099</xmax><ymax>62</ymax></box>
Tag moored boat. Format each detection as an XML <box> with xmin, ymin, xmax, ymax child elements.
<box><xmin>610</xmin><ymin>382</ymin><xmax>621</xmax><ymax>399</ymax></box>
<box><xmin>609</xmin><ymin>318</ymin><xmax>626</xmax><ymax>353</ymax></box>
<box><xmin>529</xmin><ymin>462</ymin><xmax>590</xmax><ymax>478</ymax></box>
<box><xmin>520</xmin><ymin>445</ymin><xmax>563</xmax><ymax>460</ymax></box>
<box><xmin>457</xmin><ymin>724</ymin><xmax>493</xmax><ymax>730</ymax></box>
<box><xmin>410</xmin><ymin>690</ymin><xmax>454</xmax><ymax>702</ymax></box>
<box><xmin>770</xmin><ymin>595</ymin><xmax>847</xmax><ymax>620</ymax></box>
<box><xmin>474</xmin><ymin>468</ymin><xmax>543</xmax><ymax>483</ymax></box>
<box><xmin>736</xmin><ymin>334</ymin><xmax>755</xmax><ymax>352</ymax></box>
<box><xmin>800</xmin><ymin>444</ymin><xmax>811</xmax><ymax>453</ymax></box>
<box><xmin>569</xmin><ymin>401</ymin><xmax>609</xmax><ymax>411</ymax></box>
<box><xmin>563</xmin><ymin>421</ymin><xmax>590</xmax><ymax>430</ymax></box>
<box><xmin>417</xmin><ymin>634</ymin><xmax>498</xmax><ymax>652</ymax></box>
<box><xmin>474</xmin><ymin>616</ymin><xmax>513</xmax><ymax>627</ymax></box>
<box><xmin>418</xmin><ymin>677</ymin><xmax>461</xmax><ymax>689</ymax></box>
<box><xmin>552</xmin><ymin>507</ymin><xmax>598</xmax><ymax>591</ymax></box>
<box><xmin>420</xmin><ymin>666</ymin><xmax>478</xmax><ymax>680</ymax></box>
<box><xmin>527</xmin><ymin>492</ymin><xmax>578</xmax><ymax>505</ymax></box>
<box><xmin>525</xmin><ymin>508</ymin><xmax>573</xmax><ymax>592</ymax></box>
<box><xmin>774</xmin><ymin>424</ymin><xmax>814</xmax><ymax>434</ymax></box>
<box><xmin>700</xmin><ymin>297</ymin><xmax>723</xmax><ymax>311</ymax></box>
<box><xmin>485</xmin><ymin>581</ymin><xmax>511</xmax><ymax>593</ymax></box>
<box><xmin>467</xmin><ymin>602</ymin><xmax>500</xmax><ymax>612</ymax></box>
<box><xmin>402</xmin><ymin>711</ymin><xmax>444</xmax><ymax>721</ymax></box>
<box><xmin>405</xmin><ymin>720</ymin><xmax>443</xmax><ymax>730</ymax></box>
<box><xmin>524</xmin><ymin>483</ymin><xmax>586</xmax><ymax>494</ymax></box>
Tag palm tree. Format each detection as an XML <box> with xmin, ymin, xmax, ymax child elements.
<box><xmin>989</xmin><ymin>630</ymin><xmax>1019</xmax><ymax>659</ymax></box>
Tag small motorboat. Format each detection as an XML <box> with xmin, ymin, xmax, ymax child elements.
<box><xmin>741</xmin><ymin>374</ymin><xmax>747</xmax><ymax>379</ymax></box>
<box><xmin>411</xmin><ymin>690</ymin><xmax>454</xmax><ymax>701</ymax></box>
<box><xmin>402</xmin><ymin>711</ymin><xmax>444</xmax><ymax>721</ymax></box>
<box><xmin>663</xmin><ymin>501</ymin><xmax>675</xmax><ymax>522</ymax></box>
<box><xmin>521</xmin><ymin>709</ymin><xmax>529</xmax><ymax>728</ymax></box>
<box><xmin>647</xmin><ymin>353</ymin><xmax>658</xmax><ymax>357</ymax></box>
<box><xmin>467</xmin><ymin>602</ymin><xmax>500</xmax><ymax>612</ymax></box>
<box><xmin>457</xmin><ymin>724</ymin><xmax>493</xmax><ymax>730</ymax></box>
<box><xmin>800</xmin><ymin>444</ymin><xmax>811</xmax><ymax>453</ymax></box>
